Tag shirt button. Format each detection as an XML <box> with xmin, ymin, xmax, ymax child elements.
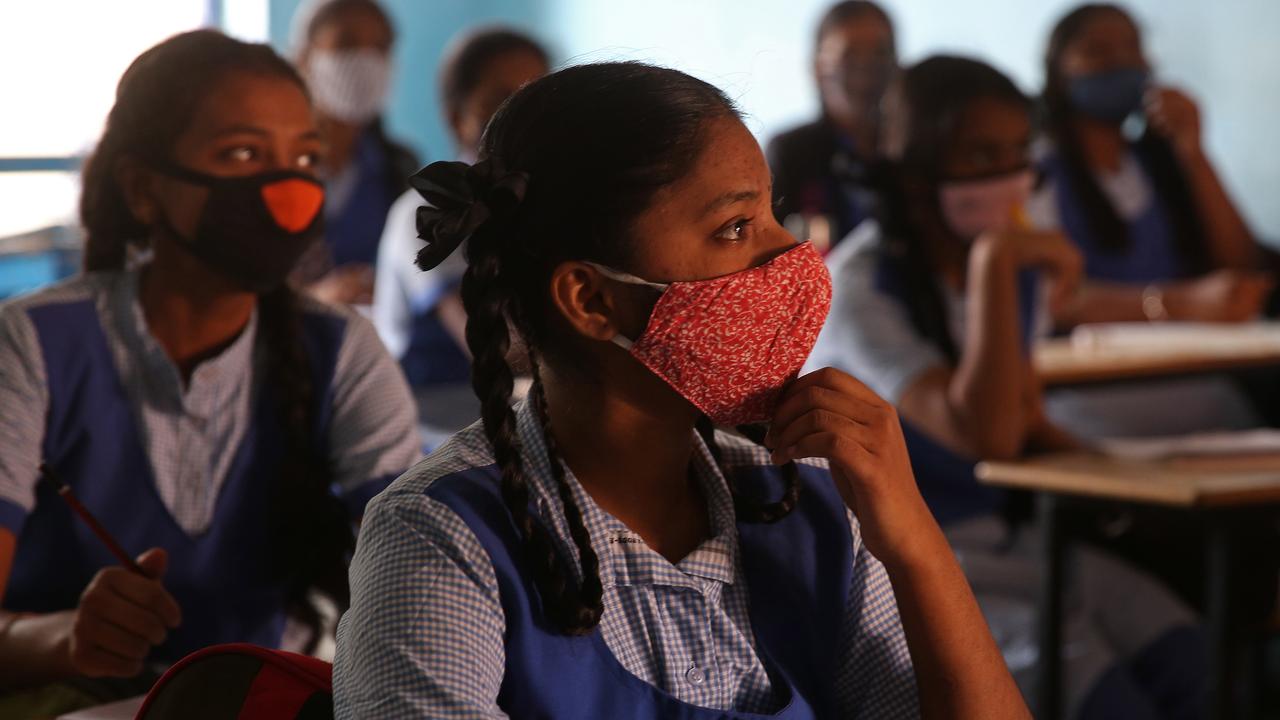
<box><xmin>685</xmin><ymin>664</ymin><xmax>706</xmax><ymax>685</ymax></box>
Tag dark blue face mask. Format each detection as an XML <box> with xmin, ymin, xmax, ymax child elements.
<box><xmin>1067</xmin><ymin>67</ymin><xmax>1150</xmax><ymax>123</ymax></box>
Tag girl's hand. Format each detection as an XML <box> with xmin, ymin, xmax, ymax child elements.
<box><xmin>765</xmin><ymin>368</ymin><xmax>936</xmax><ymax>567</ymax></box>
<box><xmin>1167</xmin><ymin>269</ymin><xmax>1274</xmax><ymax>322</ymax></box>
<box><xmin>973</xmin><ymin>228</ymin><xmax>1084</xmax><ymax>317</ymax></box>
<box><xmin>62</xmin><ymin>548</ymin><xmax>182</xmax><ymax>678</ymax></box>
<box><xmin>1145</xmin><ymin>86</ymin><xmax>1202</xmax><ymax>157</ymax></box>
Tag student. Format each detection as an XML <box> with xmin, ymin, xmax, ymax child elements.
<box><xmin>1031</xmin><ymin>2</ymin><xmax>1265</xmax><ymax>438</ymax></box>
<box><xmin>807</xmin><ymin>56</ymin><xmax>1206</xmax><ymax>718</ymax></box>
<box><xmin>291</xmin><ymin>0</ymin><xmax>419</xmax><ymax>305</ymax></box>
<box><xmin>0</xmin><ymin>30</ymin><xmax>419</xmax><ymax>692</ymax></box>
<box><xmin>334</xmin><ymin>62</ymin><xmax>1029</xmax><ymax>719</ymax></box>
<box><xmin>372</xmin><ymin>28</ymin><xmax>549</xmax><ymax>391</ymax></box>
<box><xmin>767</xmin><ymin>0</ymin><xmax>896</xmax><ymax>251</ymax></box>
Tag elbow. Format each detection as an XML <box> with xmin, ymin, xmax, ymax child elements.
<box><xmin>966</xmin><ymin>421</ymin><xmax>1027</xmax><ymax>461</ymax></box>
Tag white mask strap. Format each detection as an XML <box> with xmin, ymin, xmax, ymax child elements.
<box><xmin>610</xmin><ymin>334</ymin><xmax>635</xmax><ymax>350</ymax></box>
<box><xmin>584</xmin><ymin>261</ymin><xmax>669</xmax><ymax>291</ymax></box>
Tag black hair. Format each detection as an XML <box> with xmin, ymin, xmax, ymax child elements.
<box><xmin>1041</xmin><ymin>3</ymin><xmax>1208</xmax><ymax>270</ymax></box>
<box><xmin>80</xmin><ymin>29</ymin><xmax>350</xmax><ymax>652</ymax></box>
<box><xmin>879</xmin><ymin>55</ymin><xmax>1031</xmax><ymax>362</ymax></box>
<box><xmin>815</xmin><ymin>0</ymin><xmax>895</xmax><ymax>53</ymax></box>
<box><xmin>430</xmin><ymin>62</ymin><xmax>800</xmax><ymax>635</ymax></box>
<box><xmin>294</xmin><ymin>0</ymin><xmax>393</xmax><ymax>49</ymax></box>
<box><xmin>440</xmin><ymin>27</ymin><xmax>549</xmax><ymax>125</ymax></box>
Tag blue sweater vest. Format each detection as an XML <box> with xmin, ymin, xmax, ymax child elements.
<box><xmin>1039</xmin><ymin>150</ymin><xmax>1184</xmax><ymax>284</ymax></box>
<box><xmin>4</xmin><ymin>298</ymin><xmax>345</xmax><ymax>662</ymax></box>
<box><xmin>424</xmin><ymin>460</ymin><xmax>855</xmax><ymax>719</ymax></box>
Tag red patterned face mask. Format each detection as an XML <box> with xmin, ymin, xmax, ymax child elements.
<box><xmin>589</xmin><ymin>241</ymin><xmax>832</xmax><ymax>426</ymax></box>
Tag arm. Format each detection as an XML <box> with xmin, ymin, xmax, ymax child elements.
<box><xmin>371</xmin><ymin>191</ymin><xmax>420</xmax><ymax>360</ymax></box>
<box><xmin>769</xmin><ymin>369</ymin><xmax>1029</xmax><ymax>718</ymax></box>
<box><xmin>1054</xmin><ymin>272</ymin><xmax>1273</xmax><ymax>328</ymax></box>
<box><xmin>334</xmin><ymin>493</ymin><xmax>507</xmax><ymax>719</ymax></box>
<box><xmin>327</xmin><ymin>312</ymin><xmax>423</xmax><ymax>513</ymax></box>
<box><xmin>898</xmin><ymin>232</ymin><xmax>1081</xmax><ymax>460</ymax></box>
<box><xmin>1146</xmin><ymin>87</ymin><xmax>1256</xmax><ymax>270</ymax></box>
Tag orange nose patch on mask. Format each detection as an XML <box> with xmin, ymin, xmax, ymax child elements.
<box><xmin>261</xmin><ymin>179</ymin><xmax>324</xmax><ymax>233</ymax></box>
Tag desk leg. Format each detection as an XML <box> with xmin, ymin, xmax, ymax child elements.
<box><xmin>1206</xmin><ymin>518</ymin><xmax>1234</xmax><ymax>720</ymax></box>
<box><xmin>1038</xmin><ymin>493</ymin><xmax>1065</xmax><ymax>720</ymax></box>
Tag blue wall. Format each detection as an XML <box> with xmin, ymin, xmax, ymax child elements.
<box><xmin>270</xmin><ymin>0</ymin><xmax>552</xmax><ymax>164</ymax></box>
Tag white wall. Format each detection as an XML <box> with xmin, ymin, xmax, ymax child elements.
<box><xmin>545</xmin><ymin>0</ymin><xmax>1280</xmax><ymax>243</ymax></box>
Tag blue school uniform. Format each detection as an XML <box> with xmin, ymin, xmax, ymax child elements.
<box><xmin>0</xmin><ymin>271</ymin><xmax>421</xmax><ymax>662</ymax></box>
<box><xmin>1036</xmin><ymin>147</ymin><xmax>1186</xmax><ymax>284</ymax></box>
<box><xmin>333</xmin><ymin>403</ymin><xmax>920</xmax><ymax>718</ymax></box>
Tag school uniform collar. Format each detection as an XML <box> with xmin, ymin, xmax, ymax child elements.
<box><xmin>513</xmin><ymin>401</ymin><xmax>741</xmax><ymax>593</ymax></box>
<box><xmin>103</xmin><ymin>265</ymin><xmax>258</xmax><ymax>417</ymax></box>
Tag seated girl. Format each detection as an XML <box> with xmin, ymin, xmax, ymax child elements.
<box><xmin>0</xmin><ymin>30</ymin><xmax>419</xmax><ymax>696</ymax></box>
<box><xmin>806</xmin><ymin>55</ymin><xmax>1206</xmax><ymax>719</ymax></box>
<box><xmin>1030</xmin><ymin>3</ymin><xmax>1269</xmax><ymax>438</ymax></box>
<box><xmin>334</xmin><ymin>62</ymin><xmax>1029</xmax><ymax>718</ymax></box>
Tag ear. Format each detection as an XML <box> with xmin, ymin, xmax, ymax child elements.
<box><xmin>114</xmin><ymin>156</ymin><xmax>160</xmax><ymax>227</ymax></box>
<box><xmin>548</xmin><ymin>261</ymin><xmax>631</xmax><ymax>343</ymax></box>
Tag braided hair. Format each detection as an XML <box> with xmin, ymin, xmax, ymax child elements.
<box><xmin>80</xmin><ymin>30</ymin><xmax>351</xmax><ymax>650</ymax></box>
<box><xmin>412</xmin><ymin>63</ymin><xmax>803</xmax><ymax>635</ymax></box>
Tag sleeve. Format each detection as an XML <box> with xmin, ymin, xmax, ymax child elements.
<box><xmin>833</xmin><ymin>509</ymin><xmax>921</xmax><ymax>718</ymax></box>
<box><xmin>372</xmin><ymin>190</ymin><xmax>423</xmax><ymax>360</ymax></box>
<box><xmin>803</xmin><ymin>226</ymin><xmax>947</xmax><ymax>403</ymax></box>
<box><xmin>0</xmin><ymin>304</ymin><xmax>48</xmax><ymax>534</ymax></box>
<box><xmin>333</xmin><ymin>491</ymin><xmax>508</xmax><ymax>720</ymax></box>
<box><xmin>327</xmin><ymin>312</ymin><xmax>423</xmax><ymax>514</ymax></box>
<box><xmin>371</xmin><ymin>190</ymin><xmax>469</xmax><ymax>362</ymax></box>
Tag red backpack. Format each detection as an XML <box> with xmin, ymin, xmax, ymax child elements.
<box><xmin>135</xmin><ymin>643</ymin><xmax>332</xmax><ymax>719</ymax></box>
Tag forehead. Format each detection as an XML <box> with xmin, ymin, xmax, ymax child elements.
<box><xmin>1069</xmin><ymin>11</ymin><xmax>1140</xmax><ymax>50</ymax></box>
<box><xmin>310</xmin><ymin>5</ymin><xmax>392</xmax><ymax>47</ymax></box>
<box><xmin>949</xmin><ymin>97</ymin><xmax>1030</xmax><ymax>146</ymax></box>
<box><xmin>468</xmin><ymin>50</ymin><xmax>548</xmax><ymax>100</ymax></box>
<box><xmin>819</xmin><ymin>12</ymin><xmax>893</xmax><ymax>54</ymax></box>
<box><xmin>180</xmin><ymin>72</ymin><xmax>315</xmax><ymax>140</ymax></box>
<box><xmin>644</xmin><ymin>116</ymin><xmax>766</xmax><ymax>215</ymax></box>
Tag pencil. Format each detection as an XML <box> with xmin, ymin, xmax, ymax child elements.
<box><xmin>40</xmin><ymin>463</ymin><xmax>145</xmax><ymax>576</ymax></box>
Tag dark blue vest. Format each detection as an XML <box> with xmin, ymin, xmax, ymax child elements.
<box><xmin>424</xmin><ymin>460</ymin><xmax>858</xmax><ymax>718</ymax></box>
<box><xmin>1040</xmin><ymin>150</ymin><xmax>1185</xmax><ymax>284</ymax></box>
<box><xmin>401</xmin><ymin>308</ymin><xmax>471</xmax><ymax>388</ymax></box>
<box><xmin>4</xmin><ymin>298</ymin><xmax>346</xmax><ymax>662</ymax></box>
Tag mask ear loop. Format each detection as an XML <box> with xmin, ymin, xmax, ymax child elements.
<box><xmin>581</xmin><ymin>261</ymin><xmax>669</xmax><ymax>350</ymax></box>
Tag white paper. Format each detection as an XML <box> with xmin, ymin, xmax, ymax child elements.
<box><xmin>1071</xmin><ymin>322</ymin><xmax>1280</xmax><ymax>355</ymax></box>
<box><xmin>58</xmin><ymin>695</ymin><xmax>145</xmax><ymax>720</ymax></box>
<box><xmin>1099</xmin><ymin>429</ymin><xmax>1280</xmax><ymax>462</ymax></box>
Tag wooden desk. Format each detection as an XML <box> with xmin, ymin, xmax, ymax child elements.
<box><xmin>976</xmin><ymin>454</ymin><xmax>1280</xmax><ymax>720</ymax></box>
<box><xmin>1034</xmin><ymin>323</ymin><xmax>1280</xmax><ymax>386</ymax></box>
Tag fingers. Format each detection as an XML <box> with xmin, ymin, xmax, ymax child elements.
<box><xmin>74</xmin><ymin>610</ymin><xmax>152</xmax><ymax>662</ymax></box>
<box><xmin>135</xmin><ymin>547</ymin><xmax>168</xmax><ymax>579</ymax></box>
<box><xmin>79</xmin><ymin>579</ymin><xmax>169</xmax><ymax>645</ymax></box>
<box><xmin>769</xmin><ymin>408</ymin><xmax>877</xmax><ymax>462</ymax></box>
<box><xmin>769</xmin><ymin>369</ymin><xmax>888</xmax><ymax>444</ymax></box>
<box><xmin>95</xmin><ymin>565</ymin><xmax>182</xmax><ymax>629</ymax></box>
<box><xmin>69</xmin><ymin>640</ymin><xmax>145</xmax><ymax>679</ymax></box>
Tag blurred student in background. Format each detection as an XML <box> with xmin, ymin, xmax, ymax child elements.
<box><xmin>0</xmin><ymin>31</ymin><xmax>417</xmax><ymax>711</ymax></box>
<box><xmin>807</xmin><ymin>55</ymin><xmax>1206</xmax><ymax>719</ymax></box>
<box><xmin>1031</xmin><ymin>3</ymin><xmax>1268</xmax><ymax>439</ymax></box>
<box><xmin>292</xmin><ymin>0</ymin><xmax>419</xmax><ymax>305</ymax></box>
<box><xmin>372</xmin><ymin>28</ymin><xmax>548</xmax><ymax>448</ymax></box>
<box><xmin>768</xmin><ymin>0</ymin><xmax>896</xmax><ymax>252</ymax></box>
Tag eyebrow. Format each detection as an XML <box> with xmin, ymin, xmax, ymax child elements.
<box><xmin>701</xmin><ymin>189</ymin><xmax>760</xmax><ymax>218</ymax></box>
<box><xmin>211</xmin><ymin>125</ymin><xmax>323</xmax><ymax>142</ymax></box>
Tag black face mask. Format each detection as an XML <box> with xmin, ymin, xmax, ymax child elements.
<box><xmin>152</xmin><ymin>163</ymin><xmax>325</xmax><ymax>294</ymax></box>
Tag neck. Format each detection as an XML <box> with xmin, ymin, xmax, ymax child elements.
<box><xmin>139</xmin><ymin>246</ymin><xmax>256</xmax><ymax>382</ymax></box>
<box><xmin>541</xmin><ymin>360</ymin><xmax>709</xmax><ymax>559</ymax></box>
<box><xmin>319</xmin><ymin>115</ymin><xmax>365</xmax><ymax>174</ymax></box>
<box><xmin>1071</xmin><ymin>115</ymin><xmax>1127</xmax><ymax>173</ymax></box>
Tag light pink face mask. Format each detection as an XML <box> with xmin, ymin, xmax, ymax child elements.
<box><xmin>937</xmin><ymin>168</ymin><xmax>1035</xmax><ymax>240</ymax></box>
<box><xmin>589</xmin><ymin>241</ymin><xmax>832</xmax><ymax>426</ymax></box>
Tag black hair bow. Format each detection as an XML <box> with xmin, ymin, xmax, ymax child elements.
<box><xmin>410</xmin><ymin>158</ymin><xmax>529</xmax><ymax>271</ymax></box>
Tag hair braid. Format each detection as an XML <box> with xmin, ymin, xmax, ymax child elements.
<box><xmin>459</xmin><ymin>247</ymin><xmax>603</xmax><ymax>634</ymax></box>
<box><xmin>695</xmin><ymin>417</ymin><xmax>800</xmax><ymax>524</ymax></box>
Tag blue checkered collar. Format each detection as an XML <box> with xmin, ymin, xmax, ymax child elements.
<box><xmin>513</xmin><ymin>401</ymin><xmax>740</xmax><ymax>593</ymax></box>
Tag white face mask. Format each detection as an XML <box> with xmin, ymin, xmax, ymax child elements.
<box><xmin>307</xmin><ymin>48</ymin><xmax>391</xmax><ymax>124</ymax></box>
<box><xmin>937</xmin><ymin>168</ymin><xmax>1035</xmax><ymax>241</ymax></box>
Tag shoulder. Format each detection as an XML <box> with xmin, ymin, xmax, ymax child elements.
<box><xmin>768</xmin><ymin>119</ymin><xmax>835</xmax><ymax>158</ymax></box>
<box><xmin>370</xmin><ymin>421</ymin><xmax>498</xmax><ymax>513</ymax></box>
<box><xmin>0</xmin><ymin>272</ymin><xmax>111</xmax><ymax>319</ymax></box>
